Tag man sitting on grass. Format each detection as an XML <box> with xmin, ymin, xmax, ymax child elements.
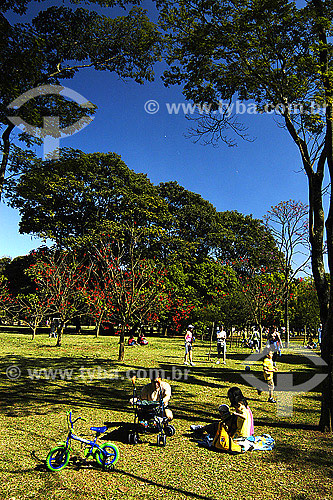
<box><xmin>130</xmin><ymin>372</ymin><xmax>173</xmax><ymax>421</ymax></box>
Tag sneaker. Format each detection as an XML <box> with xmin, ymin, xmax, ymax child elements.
<box><xmin>223</xmin><ymin>361</ymin><xmax>226</xmax><ymax>364</ymax></box>
<box><xmin>268</xmin><ymin>398</ymin><xmax>276</xmax><ymax>403</ymax></box>
<box><xmin>184</xmin><ymin>361</ymin><xmax>189</xmax><ymax>365</ymax></box>
<box><xmin>216</xmin><ymin>360</ymin><xmax>220</xmax><ymax>364</ymax></box>
<box><xmin>190</xmin><ymin>424</ymin><xmax>204</xmax><ymax>432</ymax></box>
<box><xmin>190</xmin><ymin>362</ymin><xmax>195</xmax><ymax>366</ymax></box>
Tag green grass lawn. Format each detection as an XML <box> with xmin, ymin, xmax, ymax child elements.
<box><xmin>1</xmin><ymin>332</ymin><xmax>332</xmax><ymax>500</ymax></box>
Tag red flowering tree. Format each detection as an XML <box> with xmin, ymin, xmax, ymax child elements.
<box><xmin>83</xmin><ymin>280</ymin><xmax>111</xmax><ymax>338</ymax></box>
<box><xmin>0</xmin><ymin>275</ymin><xmax>17</xmax><ymax>322</ymax></box>
<box><xmin>89</xmin><ymin>227</ymin><xmax>170</xmax><ymax>361</ymax></box>
<box><xmin>264</xmin><ymin>200</ymin><xmax>310</xmax><ymax>345</ymax></box>
<box><xmin>15</xmin><ymin>292</ymin><xmax>49</xmax><ymax>340</ymax></box>
<box><xmin>162</xmin><ymin>296</ymin><xmax>195</xmax><ymax>334</ymax></box>
<box><xmin>27</xmin><ymin>249</ymin><xmax>90</xmax><ymax>346</ymax></box>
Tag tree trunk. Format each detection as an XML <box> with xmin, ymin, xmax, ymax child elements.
<box><xmin>259</xmin><ymin>324</ymin><xmax>263</xmax><ymax>352</ymax></box>
<box><xmin>208</xmin><ymin>321</ymin><xmax>214</xmax><ymax>362</ymax></box>
<box><xmin>0</xmin><ymin>123</ymin><xmax>15</xmax><ymax>201</ymax></box>
<box><xmin>320</xmin><ymin>217</ymin><xmax>333</xmax><ymax>431</ymax></box>
<box><xmin>56</xmin><ymin>326</ymin><xmax>63</xmax><ymax>347</ymax></box>
<box><xmin>118</xmin><ymin>325</ymin><xmax>125</xmax><ymax>361</ymax></box>
<box><xmin>31</xmin><ymin>326</ymin><xmax>36</xmax><ymax>340</ymax></box>
<box><xmin>284</xmin><ymin>284</ymin><xmax>290</xmax><ymax>348</ymax></box>
<box><xmin>309</xmin><ymin>171</ymin><xmax>330</xmax><ymax>325</ymax></box>
<box><xmin>320</xmin><ymin>99</ymin><xmax>333</xmax><ymax>431</ymax></box>
<box><xmin>319</xmin><ymin>314</ymin><xmax>333</xmax><ymax>432</ymax></box>
<box><xmin>95</xmin><ymin>315</ymin><xmax>103</xmax><ymax>338</ymax></box>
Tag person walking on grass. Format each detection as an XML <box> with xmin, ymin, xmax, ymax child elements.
<box><xmin>261</xmin><ymin>350</ymin><xmax>277</xmax><ymax>403</ymax></box>
<box><xmin>184</xmin><ymin>324</ymin><xmax>195</xmax><ymax>366</ymax></box>
<box><xmin>216</xmin><ymin>326</ymin><xmax>227</xmax><ymax>364</ymax></box>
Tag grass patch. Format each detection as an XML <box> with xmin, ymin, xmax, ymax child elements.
<box><xmin>1</xmin><ymin>333</ymin><xmax>332</xmax><ymax>500</ymax></box>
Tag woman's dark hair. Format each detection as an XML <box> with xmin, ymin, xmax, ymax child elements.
<box><xmin>227</xmin><ymin>386</ymin><xmax>248</xmax><ymax>408</ymax></box>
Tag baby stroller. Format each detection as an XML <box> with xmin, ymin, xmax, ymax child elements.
<box><xmin>127</xmin><ymin>376</ymin><xmax>175</xmax><ymax>446</ymax></box>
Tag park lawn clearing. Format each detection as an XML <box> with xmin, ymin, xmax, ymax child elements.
<box><xmin>0</xmin><ymin>332</ymin><xmax>332</xmax><ymax>500</ymax></box>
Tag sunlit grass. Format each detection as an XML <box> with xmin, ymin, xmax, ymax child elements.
<box><xmin>1</xmin><ymin>332</ymin><xmax>332</xmax><ymax>500</ymax></box>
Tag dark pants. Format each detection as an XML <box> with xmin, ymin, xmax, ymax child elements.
<box><xmin>217</xmin><ymin>342</ymin><xmax>226</xmax><ymax>359</ymax></box>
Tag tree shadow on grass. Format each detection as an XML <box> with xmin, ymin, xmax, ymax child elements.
<box><xmin>254</xmin><ymin>419</ymin><xmax>318</xmax><ymax>431</ymax></box>
<box><xmin>9</xmin><ymin>463</ymin><xmax>215</xmax><ymax>500</ymax></box>
<box><xmin>263</xmin><ymin>440</ymin><xmax>333</xmax><ymax>472</ymax></box>
<box><xmin>0</xmin><ymin>354</ymin><xmax>134</xmax><ymax>416</ymax></box>
<box><xmin>113</xmin><ymin>468</ymin><xmax>215</xmax><ymax>500</ymax></box>
<box><xmin>1</xmin><ymin>356</ymin><xmax>323</xmax><ymax>430</ymax></box>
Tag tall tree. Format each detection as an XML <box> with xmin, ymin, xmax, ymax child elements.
<box><xmin>89</xmin><ymin>227</ymin><xmax>169</xmax><ymax>361</ymax></box>
<box><xmin>216</xmin><ymin>211</ymin><xmax>280</xmax><ymax>268</ymax></box>
<box><xmin>264</xmin><ymin>200</ymin><xmax>310</xmax><ymax>346</ymax></box>
<box><xmin>158</xmin><ymin>0</ymin><xmax>333</xmax><ymax>432</ymax></box>
<box><xmin>27</xmin><ymin>248</ymin><xmax>90</xmax><ymax>346</ymax></box>
<box><xmin>7</xmin><ymin>149</ymin><xmax>168</xmax><ymax>246</ymax></box>
<box><xmin>157</xmin><ymin>180</ymin><xmax>220</xmax><ymax>262</ymax></box>
<box><xmin>0</xmin><ymin>1</ymin><xmax>160</xmax><ymax>198</ymax></box>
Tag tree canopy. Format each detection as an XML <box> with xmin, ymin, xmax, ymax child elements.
<box><xmin>7</xmin><ymin>149</ymin><xmax>168</xmax><ymax>245</ymax></box>
<box><xmin>0</xmin><ymin>0</ymin><xmax>161</xmax><ymax>198</ymax></box>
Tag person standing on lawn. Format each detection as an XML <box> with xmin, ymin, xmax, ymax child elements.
<box><xmin>262</xmin><ymin>351</ymin><xmax>277</xmax><ymax>403</ymax></box>
<box><xmin>184</xmin><ymin>324</ymin><xmax>195</xmax><ymax>366</ymax></box>
<box><xmin>266</xmin><ymin>326</ymin><xmax>282</xmax><ymax>364</ymax></box>
<box><xmin>216</xmin><ymin>326</ymin><xmax>227</xmax><ymax>364</ymax></box>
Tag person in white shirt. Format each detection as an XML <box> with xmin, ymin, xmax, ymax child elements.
<box><xmin>216</xmin><ymin>326</ymin><xmax>227</xmax><ymax>364</ymax></box>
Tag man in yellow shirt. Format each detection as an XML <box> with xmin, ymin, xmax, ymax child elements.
<box><xmin>263</xmin><ymin>351</ymin><xmax>277</xmax><ymax>403</ymax></box>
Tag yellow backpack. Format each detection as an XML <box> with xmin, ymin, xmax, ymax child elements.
<box><xmin>212</xmin><ymin>422</ymin><xmax>244</xmax><ymax>454</ymax></box>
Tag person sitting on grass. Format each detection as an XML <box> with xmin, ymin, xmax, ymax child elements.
<box><xmin>227</xmin><ymin>387</ymin><xmax>254</xmax><ymax>439</ymax></box>
<box><xmin>137</xmin><ymin>332</ymin><xmax>149</xmax><ymax>345</ymax></box>
<box><xmin>139</xmin><ymin>373</ymin><xmax>173</xmax><ymax>421</ymax></box>
<box><xmin>190</xmin><ymin>387</ymin><xmax>254</xmax><ymax>449</ymax></box>
<box><xmin>306</xmin><ymin>336</ymin><xmax>317</xmax><ymax>350</ymax></box>
<box><xmin>128</xmin><ymin>334</ymin><xmax>136</xmax><ymax>346</ymax></box>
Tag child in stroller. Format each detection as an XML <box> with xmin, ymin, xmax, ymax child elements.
<box><xmin>128</xmin><ymin>375</ymin><xmax>175</xmax><ymax>446</ymax></box>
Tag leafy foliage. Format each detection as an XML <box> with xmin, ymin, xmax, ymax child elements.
<box><xmin>8</xmin><ymin>149</ymin><xmax>168</xmax><ymax>245</ymax></box>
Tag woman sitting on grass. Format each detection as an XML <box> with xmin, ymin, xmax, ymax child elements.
<box><xmin>128</xmin><ymin>334</ymin><xmax>136</xmax><ymax>346</ymax></box>
<box><xmin>227</xmin><ymin>387</ymin><xmax>254</xmax><ymax>439</ymax></box>
<box><xmin>190</xmin><ymin>386</ymin><xmax>254</xmax><ymax>449</ymax></box>
<box><xmin>137</xmin><ymin>332</ymin><xmax>149</xmax><ymax>345</ymax></box>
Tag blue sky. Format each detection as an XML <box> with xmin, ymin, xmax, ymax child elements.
<box><xmin>0</xmin><ymin>0</ymin><xmax>310</xmax><ymax>259</ymax></box>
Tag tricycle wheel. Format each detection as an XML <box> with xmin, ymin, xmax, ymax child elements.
<box><xmin>165</xmin><ymin>424</ymin><xmax>175</xmax><ymax>437</ymax></box>
<box><xmin>157</xmin><ymin>434</ymin><xmax>166</xmax><ymax>447</ymax></box>
<box><xmin>46</xmin><ymin>446</ymin><xmax>70</xmax><ymax>471</ymax></box>
<box><xmin>96</xmin><ymin>443</ymin><xmax>119</xmax><ymax>468</ymax></box>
